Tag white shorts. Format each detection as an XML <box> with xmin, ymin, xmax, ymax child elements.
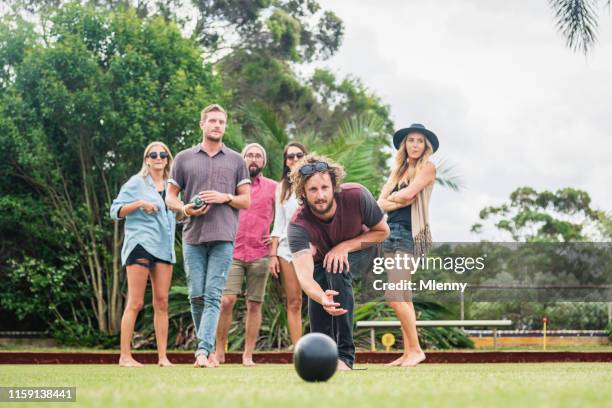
<box><xmin>277</xmin><ymin>238</ymin><xmax>293</xmax><ymax>263</ymax></box>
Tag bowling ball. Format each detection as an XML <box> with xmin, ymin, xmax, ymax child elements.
<box><xmin>293</xmin><ymin>333</ymin><xmax>338</xmax><ymax>382</ymax></box>
<box><xmin>190</xmin><ymin>196</ymin><xmax>207</xmax><ymax>209</ymax></box>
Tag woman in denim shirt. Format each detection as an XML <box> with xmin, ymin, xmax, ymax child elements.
<box><xmin>110</xmin><ymin>141</ymin><xmax>178</xmax><ymax>367</ymax></box>
<box><xmin>378</xmin><ymin>124</ymin><xmax>439</xmax><ymax>367</ymax></box>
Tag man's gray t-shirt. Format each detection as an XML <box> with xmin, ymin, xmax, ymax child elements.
<box><xmin>169</xmin><ymin>144</ymin><xmax>250</xmax><ymax>244</ymax></box>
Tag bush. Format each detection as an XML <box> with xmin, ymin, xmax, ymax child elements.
<box><xmin>51</xmin><ymin>320</ymin><xmax>118</xmax><ymax>349</ymax></box>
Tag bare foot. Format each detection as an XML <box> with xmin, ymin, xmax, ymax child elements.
<box><xmin>158</xmin><ymin>357</ymin><xmax>174</xmax><ymax>367</ymax></box>
<box><xmin>193</xmin><ymin>354</ymin><xmax>215</xmax><ymax>368</ymax></box>
<box><xmin>337</xmin><ymin>360</ymin><xmax>352</xmax><ymax>371</ymax></box>
<box><xmin>400</xmin><ymin>351</ymin><xmax>426</xmax><ymax>367</ymax></box>
<box><xmin>119</xmin><ymin>356</ymin><xmax>144</xmax><ymax>368</ymax></box>
<box><xmin>209</xmin><ymin>353</ymin><xmax>221</xmax><ymax>367</ymax></box>
<box><xmin>384</xmin><ymin>355</ymin><xmax>406</xmax><ymax>367</ymax></box>
<box><xmin>242</xmin><ymin>355</ymin><xmax>256</xmax><ymax>367</ymax></box>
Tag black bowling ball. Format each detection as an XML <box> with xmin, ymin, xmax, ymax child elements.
<box><xmin>293</xmin><ymin>333</ymin><xmax>338</xmax><ymax>382</ymax></box>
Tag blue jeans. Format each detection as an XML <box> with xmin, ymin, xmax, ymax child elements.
<box><xmin>183</xmin><ymin>241</ymin><xmax>234</xmax><ymax>357</ymax></box>
<box><xmin>382</xmin><ymin>223</ymin><xmax>414</xmax><ymax>253</ymax></box>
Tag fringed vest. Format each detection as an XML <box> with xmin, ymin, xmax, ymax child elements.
<box><xmin>411</xmin><ymin>183</ymin><xmax>433</xmax><ymax>256</ymax></box>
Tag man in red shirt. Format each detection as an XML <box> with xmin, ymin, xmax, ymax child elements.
<box><xmin>288</xmin><ymin>155</ymin><xmax>390</xmax><ymax>370</ymax></box>
<box><xmin>211</xmin><ymin>143</ymin><xmax>277</xmax><ymax>366</ymax></box>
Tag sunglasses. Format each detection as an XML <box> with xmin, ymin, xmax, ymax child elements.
<box><xmin>298</xmin><ymin>161</ymin><xmax>329</xmax><ymax>176</ymax></box>
<box><xmin>148</xmin><ymin>151</ymin><xmax>169</xmax><ymax>159</ymax></box>
<box><xmin>286</xmin><ymin>152</ymin><xmax>305</xmax><ymax>160</ymax></box>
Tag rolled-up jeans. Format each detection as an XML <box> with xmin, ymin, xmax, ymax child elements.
<box><xmin>183</xmin><ymin>241</ymin><xmax>234</xmax><ymax>357</ymax></box>
<box><xmin>309</xmin><ymin>245</ymin><xmax>377</xmax><ymax>368</ymax></box>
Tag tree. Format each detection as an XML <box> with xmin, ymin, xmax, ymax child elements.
<box><xmin>471</xmin><ymin>186</ymin><xmax>605</xmax><ymax>242</ymax></box>
<box><xmin>191</xmin><ymin>0</ymin><xmax>343</xmax><ymax>63</ymax></box>
<box><xmin>468</xmin><ymin>186</ymin><xmax>610</xmax><ymax>331</ymax></box>
<box><xmin>5</xmin><ymin>0</ymin><xmax>344</xmax><ymax>63</ymax></box>
<box><xmin>1</xmin><ymin>1</ymin><xmax>466</xmax><ymax>346</ymax></box>
<box><xmin>0</xmin><ymin>3</ymin><xmax>223</xmax><ymax>335</ymax></box>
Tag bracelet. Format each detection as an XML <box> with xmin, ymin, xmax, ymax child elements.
<box><xmin>182</xmin><ymin>204</ymin><xmax>189</xmax><ymax>218</ymax></box>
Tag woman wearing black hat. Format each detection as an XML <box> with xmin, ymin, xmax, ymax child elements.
<box><xmin>377</xmin><ymin>123</ymin><xmax>438</xmax><ymax>367</ymax></box>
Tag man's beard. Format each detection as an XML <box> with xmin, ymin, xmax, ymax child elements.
<box><xmin>307</xmin><ymin>198</ymin><xmax>334</xmax><ymax>216</ymax></box>
<box><xmin>249</xmin><ymin>165</ymin><xmax>262</xmax><ymax>177</ymax></box>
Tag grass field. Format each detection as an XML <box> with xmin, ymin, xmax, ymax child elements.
<box><xmin>1</xmin><ymin>363</ymin><xmax>611</xmax><ymax>407</ymax></box>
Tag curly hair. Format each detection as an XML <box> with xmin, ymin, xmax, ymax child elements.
<box><xmin>290</xmin><ymin>154</ymin><xmax>346</xmax><ymax>204</ymax></box>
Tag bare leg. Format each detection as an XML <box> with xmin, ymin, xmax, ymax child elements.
<box><xmin>243</xmin><ymin>300</ymin><xmax>262</xmax><ymax>366</ymax></box>
<box><xmin>384</xmin><ymin>249</ymin><xmax>425</xmax><ymax>367</ymax></box>
<box><xmin>279</xmin><ymin>258</ymin><xmax>302</xmax><ymax>346</ymax></box>
<box><xmin>119</xmin><ymin>261</ymin><xmax>149</xmax><ymax>367</ymax></box>
<box><xmin>150</xmin><ymin>262</ymin><xmax>173</xmax><ymax>367</ymax></box>
<box><xmin>389</xmin><ymin>301</ymin><xmax>425</xmax><ymax>367</ymax></box>
<box><xmin>384</xmin><ymin>326</ymin><xmax>409</xmax><ymax>367</ymax></box>
<box><xmin>211</xmin><ymin>294</ymin><xmax>237</xmax><ymax>366</ymax></box>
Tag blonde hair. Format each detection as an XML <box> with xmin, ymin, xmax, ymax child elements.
<box><xmin>139</xmin><ymin>141</ymin><xmax>173</xmax><ymax>180</ymax></box>
<box><xmin>200</xmin><ymin>104</ymin><xmax>227</xmax><ymax>122</ymax></box>
<box><xmin>290</xmin><ymin>154</ymin><xmax>346</xmax><ymax>204</ymax></box>
<box><xmin>381</xmin><ymin>133</ymin><xmax>433</xmax><ymax>197</ymax></box>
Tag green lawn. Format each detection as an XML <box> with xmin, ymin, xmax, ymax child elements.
<box><xmin>1</xmin><ymin>363</ymin><xmax>611</xmax><ymax>407</ymax></box>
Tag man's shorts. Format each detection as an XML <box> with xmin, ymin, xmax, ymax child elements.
<box><xmin>223</xmin><ymin>257</ymin><xmax>270</xmax><ymax>302</ymax></box>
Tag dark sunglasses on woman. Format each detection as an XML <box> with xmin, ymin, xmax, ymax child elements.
<box><xmin>148</xmin><ymin>151</ymin><xmax>169</xmax><ymax>159</ymax></box>
<box><xmin>286</xmin><ymin>152</ymin><xmax>305</xmax><ymax>160</ymax></box>
<box><xmin>298</xmin><ymin>161</ymin><xmax>329</xmax><ymax>176</ymax></box>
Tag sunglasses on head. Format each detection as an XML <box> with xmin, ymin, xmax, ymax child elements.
<box><xmin>148</xmin><ymin>151</ymin><xmax>169</xmax><ymax>159</ymax></box>
<box><xmin>298</xmin><ymin>161</ymin><xmax>329</xmax><ymax>176</ymax></box>
<box><xmin>286</xmin><ymin>152</ymin><xmax>305</xmax><ymax>160</ymax></box>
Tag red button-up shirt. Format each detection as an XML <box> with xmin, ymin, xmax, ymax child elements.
<box><xmin>233</xmin><ymin>175</ymin><xmax>277</xmax><ymax>261</ymax></box>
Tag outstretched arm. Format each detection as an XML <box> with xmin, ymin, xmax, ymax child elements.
<box><xmin>293</xmin><ymin>250</ymin><xmax>347</xmax><ymax>316</ymax></box>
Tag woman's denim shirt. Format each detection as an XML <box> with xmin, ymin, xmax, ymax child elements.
<box><xmin>110</xmin><ymin>174</ymin><xmax>176</xmax><ymax>266</ymax></box>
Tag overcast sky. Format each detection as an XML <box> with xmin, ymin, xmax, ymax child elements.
<box><xmin>316</xmin><ymin>0</ymin><xmax>612</xmax><ymax>241</ymax></box>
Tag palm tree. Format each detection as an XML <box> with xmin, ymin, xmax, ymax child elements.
<box><xmin>297</xmin><ymin>114</ymin><xmax>389</xmax><ymax>196</ymax></box>
<box><xmin>549</xmin><ymin>0</ymin><xmax>611</xmax><ymax>54</ymax></box>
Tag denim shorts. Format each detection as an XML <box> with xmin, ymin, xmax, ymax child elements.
<box><xmin>382</xmin><ymin>223</ymin><xmax>414</xmax><ymax>253</ymax></box>
<box><xmin>126</xmin><ymin>244</ymin><xmax>171</xmax><ymax>268</ymax></box>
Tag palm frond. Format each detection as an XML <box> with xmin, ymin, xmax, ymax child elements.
<box><xmin>549</xmin><ymin>0</ymin><xmax>600</xmax><ymax>54</ymax></box>
<box><xmin>304</xmin><ymin>113</ymin><xmax>389</xmax><ymax>196</ymax></box>
<box><xmin>433</xmin><ymin>157</ymin><xmax>464</xmax><ymax>192</ymax></box>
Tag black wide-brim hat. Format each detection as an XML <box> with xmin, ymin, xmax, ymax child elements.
<box><xmin>393</xmin><ymin>123</ymin><xmax>439</xmax><ymax>152</ymax></box>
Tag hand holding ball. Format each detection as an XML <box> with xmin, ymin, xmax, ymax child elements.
<box><xmin>190</xmin><ymin>196</ymin><xmax>207</xmax><ymax>209</ymax></box>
